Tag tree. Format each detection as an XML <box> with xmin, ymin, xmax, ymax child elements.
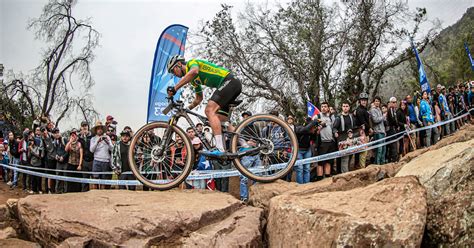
<box><xmin>4</xmin><ymin>0</ymin><xmax>100</xmax><ymax>128</ymax></box>
<box><xmin>193</xmin><ymin>0</ymin><xmax>439</xmax><ymax>118</ymax></box>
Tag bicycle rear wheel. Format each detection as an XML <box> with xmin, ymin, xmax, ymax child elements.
<box><xmin>231</xmin><ymin>114</ymin><xmax>298</xmax><ymax>183</ymax></box>
<box><xmin>128</xmin><ymin>122</ymin><xmax>194</xmax><ymax>190</ymax></box>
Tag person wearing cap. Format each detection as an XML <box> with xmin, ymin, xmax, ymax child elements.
<box><xmin>123</xmin><ymin>126</ymin><xmax>133</xmax><ymax>137</ymax></box>
<box><xmin>78</xmin><ymin>121</ymin><xmax>94</xmax><ymax>192</ymax></box>
<box><xmin>90</xmin><ymin>121</ymin><xmax>113</xmax><ymax>190</ymax></box>
<box><xmin>106</xmin><ymin>115</ymin><xmax>117</xmax><ymax>136</ymax></box>
<box><xmin>354</xmin><ymin>92</ymin><xmax>372</xmax><ymax>168</ymax></box>
<box><xmin>105</xmin><ymin>115</ymin><xmax>114</xmax><ymax>126</ymax></box>
<box><xmin>65</xmin><ymin>129</ymin><xmax>83</xmax><ymax>192</ymax></box>
<box><xmin>111</xmin><ymin>130</ymin><xmax>135</xmax><ymax>191</ymax></box>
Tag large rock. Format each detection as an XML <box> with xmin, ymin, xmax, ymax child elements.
<box><xmin>0</xmin><ymin>238</ymin><xmax>40</xmax><ymax>248</ymax></box>
<box><xmin>400</xmin><ymin>124</ymin><xmax>474</xmax><ymax>164</ymax></box>
<box><xmin>397</xmin><ymin>139</ymin><xmax>474</xmax><ymax>247</ymax></box>
<box><xmin>16</xmin><ymin>190</ymin><xmax>263</xmax><ymax>247</ymax></box>
<box><xmin>249</xmin><ymin>162</ymin><xmax>404</xmax><ymax>210</ymax></box>
<box><xmin>266</xmin><ymin>176</ymin><xmax>427</xmax><ymax>247</ymax></box>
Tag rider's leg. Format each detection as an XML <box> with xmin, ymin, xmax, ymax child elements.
<box><xmin>205</xmin><ymin>100</ymin><xmax>224</xmax><ymax>152</ymax></box>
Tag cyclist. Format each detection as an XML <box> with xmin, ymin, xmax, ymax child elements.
<box><xmin>166</xmin><ymin>55</ymin><xmax>242</xmax><ymax>157</ymax></box>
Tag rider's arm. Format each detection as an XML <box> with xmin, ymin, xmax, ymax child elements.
<box><xmin>173</xmin><ymin>66</ymin><xmax>199</xmax><ymax>92</ymax></box>
<box><xmin>188</xmin><ymin>93</ymin><xmax>203</xmax><ymax>110</ymax></box>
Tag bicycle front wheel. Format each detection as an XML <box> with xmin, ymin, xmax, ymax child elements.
<box><xmin>231</xmin><ymin>114</ymin><xmax>298</xmax><ymax>183</ymax></box>
<box><xmin>128</xmin><ymin>122</ymin><xmax>195</xmax><ymax>190</ymax></box>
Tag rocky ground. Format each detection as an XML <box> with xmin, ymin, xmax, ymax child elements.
<box><xmin>0</xmin><ymin>124</ymin><xmax>472</xmax><ymax>247</ymax></box>
<box><xmin>0</xmin><ymin>182</ymin><xmax>29</xmax><ymax>205</ymax></box>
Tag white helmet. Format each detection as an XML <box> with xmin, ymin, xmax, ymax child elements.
<box><xmin>167</xmin><ymin>55</ymin><xmax>185</xmax><ymax>73</ymax></box>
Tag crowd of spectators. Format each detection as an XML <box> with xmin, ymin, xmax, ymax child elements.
<box><xmin>0</xmin><ymin>81</ymin><xmax>473</xmax><ymax>202</ymax></box>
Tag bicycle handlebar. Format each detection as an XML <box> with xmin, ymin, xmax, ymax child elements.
<box><xmin>162</xmin><ymin>96</ymin><xmax>175</xmax><ymax>115</ymax></box>
<box><xmin>163</xmin><ymin>96</ymin><xmax>184</xmax><ymax>115</ymax></box>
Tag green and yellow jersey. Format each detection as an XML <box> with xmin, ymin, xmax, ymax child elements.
<box><xmin>186</xmin><ymin>59</ymin><xmax>230</xmax><ymax>94</ymax></box>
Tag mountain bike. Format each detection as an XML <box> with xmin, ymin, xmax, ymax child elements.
<box><xmin>128</xmin><ymin>97</ymin><xmax>298</xmax><ymax>190</ymax></box>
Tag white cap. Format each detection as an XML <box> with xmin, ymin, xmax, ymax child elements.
<box><xmin>389</xmin><ymin>97</ymin><xmax>397</xmax><ymax>102</ymax></box>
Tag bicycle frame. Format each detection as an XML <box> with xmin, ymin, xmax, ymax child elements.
<box><xmin>154</xmin><ymin>98</ymin><xmax>265</xmax><ymax>159</ymax></box>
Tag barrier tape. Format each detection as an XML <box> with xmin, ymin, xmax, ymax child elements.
<box><xmin>0</xmin><ymin>109</ymin><xmax>471</xmax><ymax>185</ymax></box>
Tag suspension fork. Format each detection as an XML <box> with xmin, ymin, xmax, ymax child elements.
<box><xmin>154</xmin><ymin>116</ymin><xmax>178</xmax><ymax>157</ymax></box>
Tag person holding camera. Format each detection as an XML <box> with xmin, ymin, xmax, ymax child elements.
<box><xmin>90</xmin><ymin>121</ymin><xmax>113</xmax><ymax>190</ymax></box>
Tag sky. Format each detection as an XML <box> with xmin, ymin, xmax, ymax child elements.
<box><xmin>1</xmin><ymin>0</ymin><xmax>473</xmax><ymax>132</ymax></box>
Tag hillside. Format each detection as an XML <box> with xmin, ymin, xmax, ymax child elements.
<box><xmin>379</xmin><ymin>6</ymin><xmax>474</xmax><ymax>99</ymax></box>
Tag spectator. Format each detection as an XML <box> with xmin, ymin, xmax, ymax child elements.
<box><xmin>386</xmin><ymin>97</ymin><xmax>399</xmax><ymax>163</ymax></box>
<box><xmin>7</xmin><ymin>132</ymin><xmax>20</xmax><ymax>189</ymax></box>
<box><xmin>414</xmin><ymin>96</ymin><xmax>424</xmax><ymax>147</ymax></box>
<box><xmin>123</xmin><ymin>126</ymin><xmax>134</xmax><ymax>137</ymax></box>
<box><xmin>54</xmin><ymin>128</ymin><xmax>68</xmax><ymax>194</ymax></box>
<box><xmin>203</xmin><ymin>125</ymin><xmax>213</xmax><ymax>146</ymax></box>
<box><xmin>111</xmin><ymin>130</ymin><xmax>135</xmax><ymax>191</ymax></box>
<box><xmin>1</xmin><ymin>140</ymin><xmax>9</xmax><ymax>183</ymax></box>
<box><xmin>315</xmin><ymin>102</ymin><xmax>336</xmax><ymax>180</ymax></box>
<box><xmin>397</xmin><ymin>100</ymin><xmax>410</xmax><ymax>156</ymax></box>
<box><xmin>196</xmin><ymin>123</ymin><xmax>204</xmax><ymax>135</ymax></box>
<box><xmin>33</xmin><ymin>127</ymin><xmax>45</xmax><ymax>193</ymax></box>
<box><xmin>90</xmin><ymin>121</ymin><xmax>113</xmax><ymax>190</ymax></box>
<box><xmin>420</xmin><ymin>91</ymin><xmax>437</xmax><ymax>147</ymax></box>
<box><xmin>439</xmin><ymin>86</ymin><xmax>453</xmax><ymax>135</ymax></box>
<box><xmin>28</xmin><ymin>136</ymin><xmax>43</xmax><ymax>193</ymax></box>
<box><xmin>334</xmin><ymin>101</ymin><xmax>356</xmax><ymax>173</ymax></box>
<box><xmin>286</xmin><ymin>115</ymin><xmax>295</xmax><ymax>131</ymax></box>
<box><xmin>433</xmin><ymin>100</ymin><xmax>442</xmax><ymax>137</ymax></box>
<box><xmin>105</xmin><ymin>115</ymin><xmax>116</xmax><ymax>131</ymax></box>
<box><xmin>469</xmin><ymin>81</ymin><xmax>474</xmax><ymax>121</ymax></box>
<box><xmin>239</xmin><ymin>111</ymin><xmax>261</xmax><ymax>201</ymax></box>
<box><xmin>294</xmin><ymin>117</ymin><xmax>318</xmax><ymax>183</ymax></box>
<box><xmin>65</xmin><ymin>129</ymin><xmax>83</xmax><ymax>192</ymax></box>
<box><xmin>406</xmin><ymin>95</ymin><xmax>419</xmax><ymax>150</ymax></box>
<box><xmin>354</xmin><ymin>93</ymin><xmax>371</xmax><ymax>168</ymax></box>
<box><xmin>19</xmin><ymin>130</ymin><xmax>31</xmax><ymax>192</ymax></box>
<box><xmin>46</xmin><ymin>121</ymin><xmax>55</xmax><ymax>133</ymax></box>
<box><xmin>139</xmin><ymin>132</ymin><xmax>158</xmax><ymax>191</ymax></box>
<box><xmin>369</xmin><ymin>96</ymin><xmax>386</xmax><ymax>165</ymax></box>
<box><xmin>78</xmin><ymin>121</ymin><xmax>94</xmax><ymax>192</ymax></box>
<box><xmin>42</xmin><ymin>126</ymin><xmax>57</xmax><ymax>193</ymax></box>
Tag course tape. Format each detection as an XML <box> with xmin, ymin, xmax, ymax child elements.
<box><xmin>0</xmin><ymin>109</ymin><xmax>471</xmax><ymax>185</ymax></box>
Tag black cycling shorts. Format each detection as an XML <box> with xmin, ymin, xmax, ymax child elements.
<box><xmin>209</xmin><ymin>74</ymin><xmax>242</xmax><ymax>115</ymax></box>
<box><xmin>318</xmin><ymin>141</ymin><xmax>337</xmax><ymax>166</ymax></box>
